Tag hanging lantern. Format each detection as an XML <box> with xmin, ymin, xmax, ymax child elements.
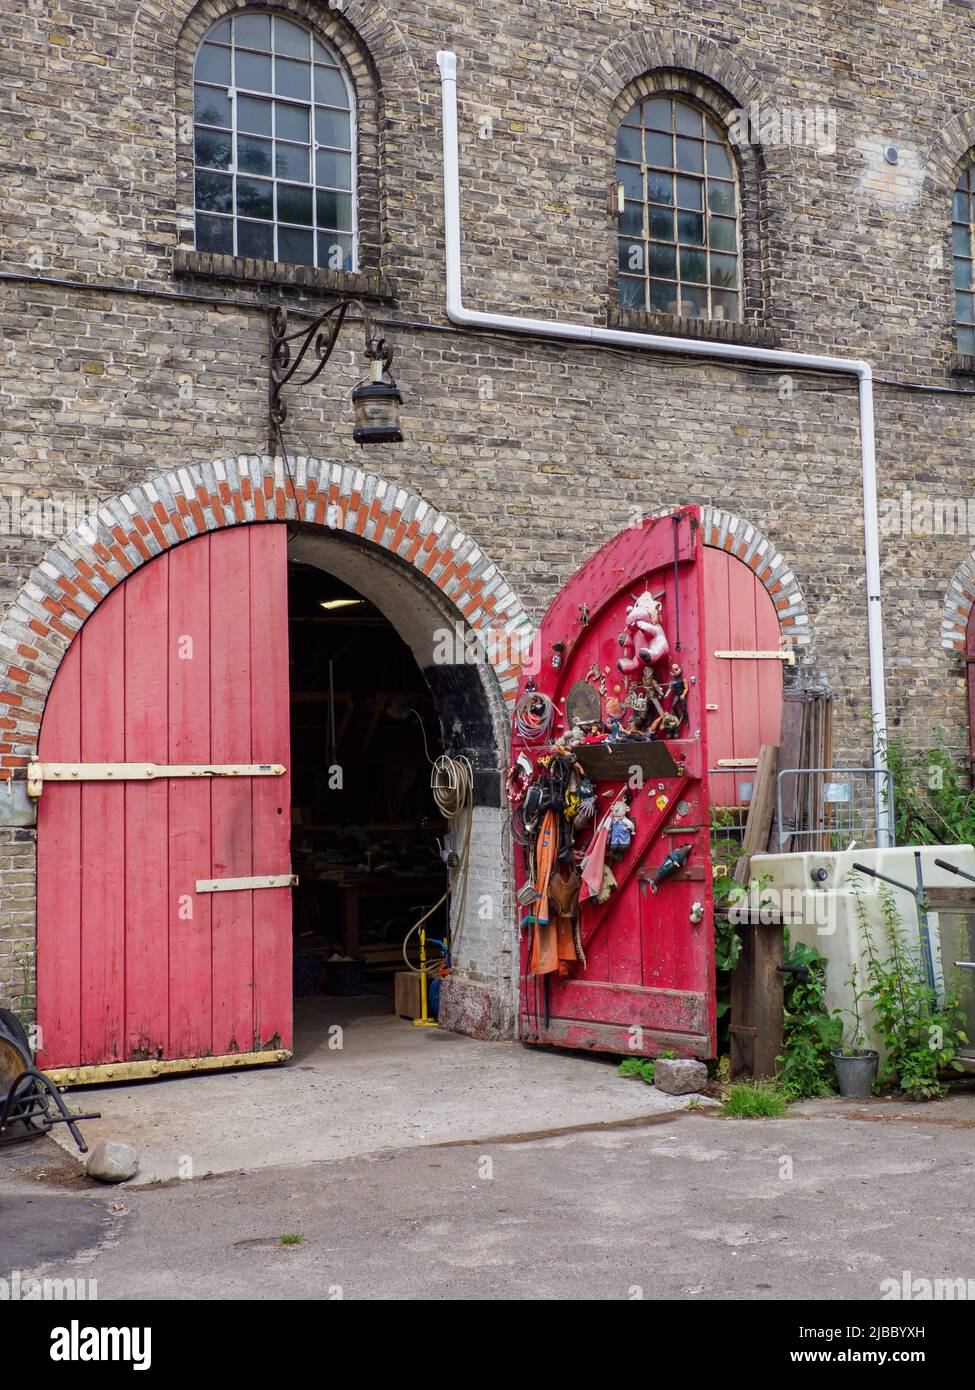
<box><xmin>352</xmin><ymin>357</ymin><xmax>403</xmax><ymax>445</ymax></box>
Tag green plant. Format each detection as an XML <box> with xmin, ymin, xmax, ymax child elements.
<box><xmin>685</xmin><ymin>1096</ymin><xmax>702</xmax><ymax>1111</ymax></box>
<box><xmin>11</xmin><ymin>948</ymin><xmax>35</xmax><ymax>1033</ymax></box>
<box><xmin>776</xmin><ymin>932</ymin><xmax>842</xmax><ymax>1099</ymax></box>
<box><xmin>722</xmin><ymin>1079</ymin><xmax>788</xmax><ymax>1118</ymax></box>
<box><xmin>833</xmin><ymin>962</ymin><xmax>871</xmax><ymax>1055</ymax></box>
<box><xmin>851</xmin><ymin>875</ymin><xmax>968</xmax><ymax>1100</ymax></box>
<box><xmin>279</xmin><ymin>1233</ymin><xmax>304</xmax><ymax>1246</ymax></box>
<box><xmin>883</xmin><ymin>731</ymin><xmax>975</xmax><ymax>847</ymax></box>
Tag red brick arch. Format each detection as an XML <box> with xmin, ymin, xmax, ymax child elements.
<box><xmin>0</xmin><ymin>456</ymin><xmax>530</xmax><ymax>777</ymax></box>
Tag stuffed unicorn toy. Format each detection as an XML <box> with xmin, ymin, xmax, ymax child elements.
<box><xmin>616</xmin><ymin>591</ymin><xmax>669</xmax><ymax>674</ymax></box>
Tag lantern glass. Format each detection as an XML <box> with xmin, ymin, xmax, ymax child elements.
<box><xmin>352</xmin><ymin>380</ymin><xmax>403</xmax><ymax>445</ymax></box>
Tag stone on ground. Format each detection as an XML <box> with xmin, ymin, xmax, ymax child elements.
<box><xmin>86</xmin><ymin>1140</ymin><xmax>139</xmax><ymax>1183</ymax></box>
<box><xmin>653</xmin><ymin>1058</ymin><xmax>708</xmax><ymax>1095</ymax></box>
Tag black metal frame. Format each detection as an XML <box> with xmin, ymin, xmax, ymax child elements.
<box><xmin>0</xmin><ymin>1065</ymin><xmax>100</xmax><ymax>1153</ymax></box>
<box><xmin>267</xmin><ymin>301</ymin><xmax>394</xmax><ymax>453</ymax></box>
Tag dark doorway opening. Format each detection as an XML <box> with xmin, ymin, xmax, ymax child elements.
<box><xmin>287</xmin><ymin>562</ymin><xmax>449</xmax><ymax>1040</ymax></box>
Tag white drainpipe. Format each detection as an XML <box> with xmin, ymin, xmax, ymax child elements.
<box><xmin>435</xmin><ymin>50</ymin><xmax>891</xmax><ymax>847</ymax></box>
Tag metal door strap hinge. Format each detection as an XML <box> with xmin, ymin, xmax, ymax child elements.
<box><xmin>716</xmin><ymin>758</ymin><xmax>758</xmax><ymax>768</ymax></box>
<box><xmin>714</xmin><ymin>649</ymin><xmax>796</xmax><ymax>666</ymax></box>
<box><xmin>196</xmin><ymin>874</ymin><xmax>298</xmax><ymax>893</ymax></box>
<box><xmin>27</xmin><ymin>761</ymin><xmax>286</xmax><ymax>799</ymax></box>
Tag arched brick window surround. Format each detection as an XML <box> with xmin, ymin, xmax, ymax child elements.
<box><xmin>168</xmin><ymin>0</ymin><xmax>419</xmax><ymax>279</ymax></box>
<box><xmin>570</xmin><ymin>27</ymin><xmax>771</xmax><ymax>336</ymax></box>
<box><xmin>926</xmin><ymin>115</ymin><xmax>975</xmax><ymax>369</ymax></box>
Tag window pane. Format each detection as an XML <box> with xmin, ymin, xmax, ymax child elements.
<box><xmin>954</xmin><ymin>191</ymin><xmax>969</xmax><ymax>222</ymax></box>
<box><xmin>679</xmin><ymin>247</ymin><xmax>707</xmax><ymax>283</ymax></box>
<box><xmin>647</xmin><ymin>171</ymin><xmax>673</xmax><ymax>205</ymax></box>
<box><xmin>680</xmin><ymin>283</ymin><xmax>707</xmax><ymax>318</ymax></box>
<box><xmin>619</xmin><ymin>276</ymin><xmax>645</xmax><ymax>308</ymax></box>
<box><xmin>643</xmin><ymin>99</ymin><xmax>671</xmax><ymax>131</ymax></box>
<box><xmin>275</xmin><ymin>56</ymin><xmax>310</xmax><ymax>100</ymax></box>
<box><xmin>276</xmin><ymin>142</ymin><xmax>310</xmax><ymax>181</ymax></box>
<box><xmin>956</xmin><ymin>258</ymin><xmax>973</xmax><ymax>291</ymax></box>
<box><xmin>238</xmin><ymin>135</ymin><xmax>273</xmax><ymax>176</ymax></box>
<box><xmin>235</xmin><ymin>13</ymin><xmax>271</xmax><ymax>50</ymax></box>
<box><xmin>195</xmin><ymin>85</ymin><xmax>231</xmax><ymax>128</ymax></box>
<box><xmin>274</xmin><ymin>17</ymin><xmax>309</xmax><ymax>58</ymax></box>
<box><xmin>708</xmin><ymin>180</ymin><xmax>735</xmax><ymax>215</ymax></box>
<box><xmin>675</xmin><ymin>103</ymin><xmax>702</xmax><ymax>137</ymax></box>
<box><xmin>619</xmin><ymin>200</ymin><xmax>642</xmax><ymax>235</ymax></box>
<box><xmin>279</xmin><ymin>226</ymin><xmax>315</xmax><ymax>265</ymax></box>
<box><xmin>616</xmin><ymin>126</ymin><xmax>642</xmax><ymax>161</ymax></box>
<box><xmin>278</xmin><ymin>182</ymin><xmax>313</xmax><ymax>225</ymax></box>
<box><xmin>318</xmin><ymin>232</ymin><xmax>354</xmax><ymax>271</ymax></box>
<box><xmin>236</xmin><ymin>50</ymin><xmax>272</xmax><ymax>92</ymax></box>
<box><xmin>677</xmin><ymin>210</ymin><xmax>705</xmax><ymax>245</ymax></box>
<box><xmin>196</xmin><ymin>212</ymin><xmax>233</xmax><ymax>254</ymax></box>
<box><xmin>195</xmin><ymin>128</ymin><xmax>231</xmax><ymax>170</ymax></box>
<box><xmin>238</xmin><ymin>95</ymin><xmax>272</xmax><ymax>135</ymax></box>
<box><xmin>208</xmin><ymin>18</ymin><xmax>231</xmax><ymax>42</ymax></box>
<box><xmin>621</xmin><ymin>102</ymin><xmax>641</xmax><ymax>128</ymax></box>
<box><xmin>705</xmin><ymin>116</ymin><xmax>725</xmax><ymax>141</ymax></box>
<box><xmin>236</xmin><ymin>176</ymin><xmax>273</xmax><ymax>219</ymax></box>
<box><xmin>953</xmin><ymin>224</ymin><xmax>972</xmax><ymax>258</ymax></box>
<box><xmin>618</xmin><ymin>238</ymin><xmax>645</xmax><ymax>274</ymax></box>
<box><xmin>710</xmin><ymin>252</ymin><xmax>738</xmax><ymax>287</ymax></box>
<box><xmin>316</xmin><ymin>148</ymin><xmax>352</xmax><ymax>189</ymax></box>
<box><xmin>196</xmin><ymin>43</ymin><xmax>231</xmax><ymax>83</ymax></box>
<box><xmin>650</xmin><ymin>279</ymin><xmax>678</xmax><ymax>313</ymax></box>
<box><xmin>314</xmin><ymin>65</ymin><xmax>348</xmax><ymax>107</ymax></box>
<box><xmin>709</xmin><ymin>216</ymin><xmax>737</xmax><ymax>251</ymax></box>
<box><xmin>676</xmin><ymin>175</ymin><xmax>702</xmax><ymax>209</ymax></box>
<box><xmin>707</xmin><ymin>143</ymin><xmax>733</xmax><ymax>178</ymax></box>
<box><xmin>958</xmin><ymin>325</ymin><xmax>975</xmax><ymax>355</ymax></box>
<box><xmin>315</xmin><ymin>107</ymin><xmax>351</xmax><ymax>149</ymax></box>
<box><xmin>275</xmin><ymin>102</ymin><xmax>309</xmax><ymax>142</ymax></box>
<box><xmin>616</xmin><ymin>163</ymin><xmax>642</xmax><ymax>200</ymax></box>
<box><xmin>711</xmin><ymin>289</ymin><xmax>739</xmax><ymax>321</ymax></box>
<box><xmin>195</xmin><ymin>170</ymin><xmax>233</xmax><ymax>214</ymax></box>
<box><xmin>646</xmin><ymin>131</ymin><xmax>672</xmax><ymax>166</ymax></box>
<box><xmin>237</xmin><ymin>219</ymin><xmax>274</xmax><ymax>259</ymax></box>
<box><xmin>649</xmin><ymin>206</ymin><xmax>674</xmax><ymax>239</ymax></box>
<box><xmin>675</xmin><ymin>137</ymin><xmax>704</xmax><ymax>174</ymax></box>
<box><xmin>314</xmin><ymin>37</ymin><xmax>339</xmax><ymax>64</ymax></box>
<box><xmin>316</xmin><ymin>189</ymin><xmax>353</xmax><ymax>230</ymax></box>
<box><xmin>956</xmin><ymin>291</ymin><xmax>974</xmax><ymax>325</ymax></box>
<box><xmin>649</xmin><ymin>242</ymin><xmax>676</xmax><ymax>278</ymax></box>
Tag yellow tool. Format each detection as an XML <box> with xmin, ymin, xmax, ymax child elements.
<box><xmin>413</xmin><ymin>926</ymin><xmax>440</xmax><ymax>1028</ymax></box>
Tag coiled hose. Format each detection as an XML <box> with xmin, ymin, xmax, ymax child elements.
<box><xmin>402</xmin><ymin>749</ymin><xmax>474</xmax><ymax>979</ymax></box>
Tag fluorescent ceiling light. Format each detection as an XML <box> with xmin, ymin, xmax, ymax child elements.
<box><xmin>319</xmin><ymin>598</ymin><xmax>365</xmax><ymax>611</ymax></box>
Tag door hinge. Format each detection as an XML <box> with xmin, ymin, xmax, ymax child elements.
<box><xmin>196</xmin><ymin>874</ymin><xmax>298</xmax><ymax>893</ymax></box>
<box><xmin>714</xmin><ymin>649</ymin><xmax>796</xmax><ymax>666</ymax></box>
<box><xmin>27</xmin><ymin>761</ymin><xmax>286</xmax><ymax>799</ymax></box>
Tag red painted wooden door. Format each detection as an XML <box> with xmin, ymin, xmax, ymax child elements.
<box><xmin>36</xmin><ymin>525</ymin><xmax>292</xmax><ymax>1070</ymax></box>
<box><xmin>514</xmin><ymin>508</ymin><xmax>715</xmax><ymax>1058</ymax></box>
<box><xmin>703</xmin><ymin>547</ymin><xmax>783</xmax><ymax>807</ymax></box>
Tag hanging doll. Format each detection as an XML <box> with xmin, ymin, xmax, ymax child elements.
<box><xmin>617</xmin><ymin>592</ymin><xmax>669</xmax><ymax>675</ymax></box>
<box><xmin>666</xmin><ymin>663</ymin><xmax>689</xmax><ymax>731</ymax></box>
<box><xmin>607</xmin><ymin>790</ymin><xmax>635</xmax><ymax>858</ymax></box>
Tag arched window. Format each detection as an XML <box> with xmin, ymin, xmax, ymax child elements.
<box><xmin>953</xmin><ymin>165</ymin><xmax>975</xmax><ymax>355</ymax></box>
<box><xmin>616</xmin><ymin>96</ymin><xmax>740</xmax><ymax>321</ymax></box>
<box><xmin>192</xmin><ymin>10</ymin><xmax>356</xmax><ymax>271</ymax></box>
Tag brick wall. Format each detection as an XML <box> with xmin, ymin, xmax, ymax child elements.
<box><xmin>3</xmin><ymin>0</ymin><xmax>975</xmax><ymax>1021</ymax></box>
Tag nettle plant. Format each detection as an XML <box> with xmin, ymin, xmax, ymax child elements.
<box><xmin>776</xmin><ymin>931</ymin><xmax>841</xmax><ymax>1099</ymax></box>
<box><xmin>850</xmin><ymin>874</ymin><xmax>968</xmax><ymax>1101</ymax></box>
<box><xmin>883</xmin><ymin>730</ymin><xmax>975</xmax><ymax>847</ymax></box>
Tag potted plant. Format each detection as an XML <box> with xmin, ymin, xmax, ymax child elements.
<box><xmin>831</xmin><ymin>964</ymin><xmax>880</xmax><ymax>1098</ymax></box>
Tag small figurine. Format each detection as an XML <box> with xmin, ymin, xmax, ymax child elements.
<box><xmin>666</xmin><ymin>663</ymin><xmax>689</xmax><ymax>729</ymax></box>
<box><xmin>649</xmin><ymin>843</ymin><xmax>692</xmax><ymax>893</ymax></box>
<box><xmin>617</xmin><ymin>591</ymin><xmax>669</xmax><ymax>675</ymax></box>
<box><xmin>608</xmin><ymin>791</ymin><xmax>635</xmax><ymax>857</ymax></box>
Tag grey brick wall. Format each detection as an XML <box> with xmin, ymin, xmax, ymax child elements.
<box><xmin>3</xmin><ymin>0</ymin><xmax>975</xmax><ymax>1022</ymax></box>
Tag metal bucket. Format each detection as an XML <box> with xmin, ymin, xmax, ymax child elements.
<box><xmin>831</xmin><ymin>1049</ymin><xmax>880</xmax><ymax>1099</ymax></box>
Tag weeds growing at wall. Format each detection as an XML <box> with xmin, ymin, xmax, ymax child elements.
<box><xmin>776</xmin><ymin>932</ymin><xmax>841</xmax><ymax>1099</ymax></box>
<box><xmin>851</xmin><ymin>875</ymin><xmax>967</xmax><ymax>1100</ymax></box>
<box><xmin>884</xmin><ymin>731</ymin><xmax>975</xmax><ymax>846</ymax></box>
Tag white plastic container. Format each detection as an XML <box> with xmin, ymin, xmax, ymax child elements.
<box><xmin>747</xmin><ymin>845</ymin><xmax>975</xmax><ymax>1065</ymax></box>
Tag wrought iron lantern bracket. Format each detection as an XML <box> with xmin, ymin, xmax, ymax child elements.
<box><xmin>267</xmin><ymin>300</ymin><xmax>396</xmax><ymax>453</ymax></box>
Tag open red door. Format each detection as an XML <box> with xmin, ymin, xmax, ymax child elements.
<box><xmin>513</xmin><ymin>508</ymin><xmax>714</xmax><ymax>1058</ymax></box>
<box><xmin>35</xmin><ymin>525</ymin><xmax>292</xmax><ymax>1078</ymax></box>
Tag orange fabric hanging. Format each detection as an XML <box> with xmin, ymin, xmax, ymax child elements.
<box><xmin>530</xmin><ymin>814</ymin><xmax>579</xmax><ymax>977</ymax></box>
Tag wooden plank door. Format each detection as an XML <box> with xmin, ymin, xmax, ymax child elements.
<box><xmin>703</xmin><ymin>546</ymin><xmax>783</xmax><ymax>808</ymax></box>
<box><xmin>36</xmin><ymin>524</ymin><xmax>292</xmax><ymax>1072</ymax></box>
<box><xmin>514</xmin><ymin>508</ymin><xmax>715</xmax><ymax>1058</ymax></box>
